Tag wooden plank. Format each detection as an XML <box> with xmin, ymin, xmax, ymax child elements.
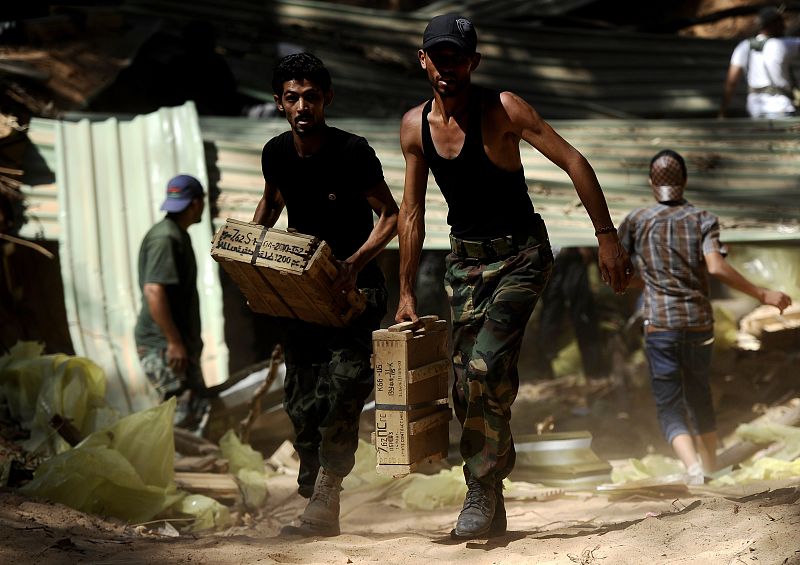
<box><xmin>174</xmin><ymin>472</ymin><xmax>240</xmax><ymax>501</ymax></box>
<box><xmin>174</xmin><ymin>454</ymin><xmax>225</xmax><ymax>473</ymax></box>
<box><xmin>716</xmin><ymin>399</ymin><xmax>800</xmax><ymax>470</ymax></box>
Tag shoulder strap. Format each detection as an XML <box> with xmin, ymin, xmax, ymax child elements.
<box><xmin>420</xmin><ymin>99</ymin><xmax>435</xmax><ymax>160</ymax></box>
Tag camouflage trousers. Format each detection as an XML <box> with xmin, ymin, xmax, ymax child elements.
<box><xmin>137</xmin><ymin>347</ymin><xmax>209</xmax><ymax>431</ymax></box>
<box><xmin>283</xmin><ymin>286</ymin><xmax>387</xmax><ymax>497</ymax></box>
<box><xmin>444</xmin><ymin>235</ymin><xmax>553</xmax><ymax>483</ymax></box>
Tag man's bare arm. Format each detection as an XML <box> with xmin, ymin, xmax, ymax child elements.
<box><xmin>252</xmin><ymin>181</ymin><xmax>285</xmax><ymax>227</ymax></box>
<box><xmin>396</xmin><ymin>107</ymin><xmax>429</xmax><ymax>322</ymax></box>
<box><xmin>705</xmin><ymin>251</ymin><xmax>792</xmax><ymax>312</ymax></box>
<box><xmin>143</xmin><ymin>282</ymin><xmax>188</xmax><ymax>373</ymax></box>
<box><xmin>334</xmin><ymin>180</ymin><xmax>399</xmax><ymax>292</ymax></box>
<box><xmin>719</xmin><ymin>65</ymin><xmax>743</xmax><ymax>118</ymax></box>
<box><xmin>502</xmin><ymin>91</ymin><xmax>632</xmax><ymax>293</ymax></box>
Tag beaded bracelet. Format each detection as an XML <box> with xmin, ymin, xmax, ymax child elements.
<box><xmin>594</xmin><ymin>226</ymin><xmax>617</xmax><ymax>236</ymax></box>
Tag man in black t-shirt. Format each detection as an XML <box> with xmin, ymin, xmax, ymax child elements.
<box><xmin>135</xmin><ymin>174</ymin><xmax>208</xmax><ymax>430</ymax></box>
<box><xmin>253</xmin><ymin>53</ymin><xmax>398</xmax><ymax>537</ymax></box>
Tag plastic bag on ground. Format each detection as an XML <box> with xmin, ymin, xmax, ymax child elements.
<box><xmin>219</xmin><ymin>429</ymin><xmax>275</xmax><ymax>509</ymax></box>
<box><xmin>0</xmin><ymin>342</ymin><xmax>118</xmax><ymax>457</ymax></box>
<box><xmin>710</xmin><ymin>457</ymin><xmax>800</xmax><ymax>486</ymax></box>
<box><xmin>20</xmin><ymin>398</ymin><xmax>183</xmax><ymax>523</ymax></box>
<box><xmin>177</xmin><ymin>494</ymin><xmax>233</xmax><ymax>532</ymax></box>
<box><xmin>219</xmin><ymin>429</ymin><xmax>266</xmax><ymax>474</ymax></box>
<box><xmin>400</xmin><ymin>466</ymin><xmax>467</xmax><ymax>510</ymax></box>
<box><xmin>610</xmin><ymin>454</ymin><xmax>685</xmax><ymax>483</ymax></box>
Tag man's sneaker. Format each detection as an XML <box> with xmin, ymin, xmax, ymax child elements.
<box><xmin>451</xmin><ymin>476</ymin><xmax>496</xmax><ymax>539</ymax></box>
<box><xmin>685</xmin><ymin>461</ymin><xmax>705</xmax><ymax>486</ymax></box>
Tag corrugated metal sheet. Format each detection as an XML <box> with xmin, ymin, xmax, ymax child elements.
<box><xmin>202</xmin><ymin>115</ymin><xmax>800</xmax><ymax>248</ymax></box>
<box><xmin>121</xmin><ymin>0</ymin><xmax>769</xmax><ymax>119</ymax></box>
<box><xmin>415</xmin><ymin>0</ymin><xmax>601</xmax><ymax>18</ymax></box>
<box><xmin>20</xmin><ymin>103</ymin><xmax>228</xmax><ymax>413</ymax></box>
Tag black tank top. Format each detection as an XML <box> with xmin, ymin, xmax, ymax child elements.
<box><xmin>421</xmin><ymin>88</ymin><xmax>537</xmax><ymax>239</ymax></box>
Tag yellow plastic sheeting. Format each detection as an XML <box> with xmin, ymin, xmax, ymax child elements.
<box><xmin>218</xmin><ymin>430</ymin><xmax>274</xmax><ymax>509</ymax></box>
<box><xmin>711</xmin><ymin>457</ymin><xmax>800</xmax><ymax>486</ymax></box>
<box><xmin>610</xmin><ymin>454</ymin><xmax>685</xmax><ymax>483</ymax></box>
<box><xmin>178</xmin><ymin>494</ymin><xmax>233</xmax><ymax>532</ymax></box>
<box><xmin>735</xmin><ymin>423</ymin><xmax>800</xmax><ymax>461</ymax></box>
<box><xmin>20</xmin><ymin>399</ymin><xmax>183</xmax><ymax>524</ymax></box>
<box><xmin>726</xmin><ymin>246</ymin><xmax>800</xmax><ymax>299</ymax></box>
<box><xmin>713</xmin><ymin>304</ymin><xmax>738</xmax><ymax>352</ymax></box>
<box><xmin>219</xmin><ymin>429</ymin><xmax>266</xmax><ymax>474</ymax></box>
<box><xmin>0</xmin><ymin>342</ymin><xmax>119</xmax><ymax>456</ymax></box>
<box><xmin>343</xmin><ymin>439</ymin><xmax>393</xmax><ymax>490</ymax></box>
<box><xmin>401</xmin><ymin>467</ymin><xmax>468</xmax><ymax>511</ymax></box>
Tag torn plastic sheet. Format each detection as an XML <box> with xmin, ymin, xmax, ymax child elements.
<box><xmin>177</xmin><ymin>494</ymin><xmax>232</xmax><ymax>532</ymax></box>
<box><xmin>0</xmin><ymin>342</ymin><xmax>119</xmax><ymax>457</ymax></box>
<box><xmin>218</xmin><ymin>430</ymin><xmax>273</xmax><ymax>509</ymax></box>
<box><xmin>734</xmin><ymin>422</ymin><xmax>800</xmax><ymax>461</ymax></box>
<box><xmin>20</xmin><ymin>398</ymin><xmax>183</xmax><ymax>523</ymax></box>
<box><xmin>711</xmin><ymin>457</ymin><xmax>800</xmax><ymax>486</ymax></box>
<box><xmin>219</xmin><ymin>429</ymin><xmax>266</xmax><ymax>474</ymax></box>
<box><xmin>610</xmin><ymin>454</ymin><xmax>685</xmax><ymax>483</ymax></box>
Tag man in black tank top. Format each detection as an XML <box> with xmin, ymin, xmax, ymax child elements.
<box><xmin>253</xmin><ymin>53</ymin><xmax>399</xmax><ymax>537</ymax></box>
<box><xmin>396</xmin><ymin>14</ymin><xmax>634</xmax><ymax>540</ymax></box>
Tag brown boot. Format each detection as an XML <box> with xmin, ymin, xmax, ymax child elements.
<box><xmin>281</xmin><ymin>468</ymin><xmax>342</xmax><ymax>537</ymax></box>
<box><xmin>451</xmin><ymin>476</ymin><xmax>496</xmax><ymax>540</ymax></box>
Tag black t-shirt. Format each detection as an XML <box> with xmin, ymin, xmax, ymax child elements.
<box><xmin>134</xmin><ymin>217</ymin><xmax>203</xmax><ymax>358</ymax></box>
<box><xmin>421</xmin><ymin>87</ymin><xmax>537</xmax><ymax>239</ymax></box>
<box><xmin>261</xmin><ymin>127</ymin><xmax>385</xmax><ymax>287</ymax></box>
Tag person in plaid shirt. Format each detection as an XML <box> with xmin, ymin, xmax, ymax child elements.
<box><xmin>618</xmin><ymin>149</ymin><xmax>791</xmax><ymax>484</ymax></box>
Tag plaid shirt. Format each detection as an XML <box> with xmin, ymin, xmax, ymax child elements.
<box><xmin>618</xmin><ymin>200</ymin><xmax>726</xmax><ymax>329</ymax></box>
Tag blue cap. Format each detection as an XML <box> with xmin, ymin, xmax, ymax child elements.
<box><xmin>160</xmin><ymin>174</ymin><xmax>204</xmax><ymax>213</ymax></box>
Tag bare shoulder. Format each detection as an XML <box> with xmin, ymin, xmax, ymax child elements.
<box><xmin>401</xmin><ymin>102</ymin><xmax>425</xmax><ymax>129</ymax></box>
<box><xmin>400</xmin><ymin>102</ymin><xmax>426</xmax><ymax>148</ymax></box>
<box><xmin>497</xmin><ymin>90</ymin><xmax>542</xmax><ymax>123</ymax></box>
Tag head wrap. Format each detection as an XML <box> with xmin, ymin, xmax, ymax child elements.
<box><xmin>649</xmin><ymin>154</ymin><xmax>686</xmax><ymax>202</ymax></box>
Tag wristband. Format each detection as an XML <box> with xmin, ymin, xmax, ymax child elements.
<box><xmin>594</xmin><ymin>226</ymin><xmax>617</xmax><ymax>236</ymax></box>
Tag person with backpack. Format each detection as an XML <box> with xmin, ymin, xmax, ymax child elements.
<box><xmin>719</xmin><ymin>7</ymin><xmax>800</xmax><ymax>118</ymax></box>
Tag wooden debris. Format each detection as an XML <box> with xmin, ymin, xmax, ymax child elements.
<box><xmin>173</xmin><ymin>427</ymin><xmax>220</xmax><ymax>457</ymax></box>
<box><xmin>716</xmin><ymin>398</ymin><xmax>800</xmax><ymax>470</ymax></box>
<box><xmin>49</xmin><ymin>414</ymin><xmax>82</xmax><ymax>447</ymax></box>
<box><xmin>266</xmin><ymin>439</ymin><xmax>300</xmax><ymax>473</ymax></box>
<box><xmin>239</xmin><ymin>344</ymin><xmax>284</xmax><ymax>444</ymax></box>
<box><xmin>174</xmin><ymin>454</ymin><xmax>228</xmax><ymax>474</ymax></box>
<box><xmin>738</xmin><ymin>304</ymin><xmax>800</xmax><ymax>351</ymax></box>
<box><xmin>173</xmin><ymin>472</ymin><xmax>240</xmax><ymax>502</ymax></box>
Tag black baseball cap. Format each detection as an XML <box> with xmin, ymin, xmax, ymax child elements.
<box><xmin>422</xmin><ymin>14</ymin><xmax>477</xmax><ymax>53</ymax></box>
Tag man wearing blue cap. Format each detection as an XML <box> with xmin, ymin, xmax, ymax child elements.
<box><xmin>396</xmin><ymin>14</ymin><xmax>632</xmax><ymax>540</ymax></box>
<box><xmin>135</xmin><ymin>174</ymin><xmax>207</xmax><ymax>429</ymax></box>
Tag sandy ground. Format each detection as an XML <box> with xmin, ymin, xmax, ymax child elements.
<box><xmin>2</xmin><ymin>472</ymin><xmax>799</xmax><ymax>565</ymax></box>
<box><xmin>3</xmin><ymin>340</ymin><xmax>798</xmax><ymax>564</ymax></box>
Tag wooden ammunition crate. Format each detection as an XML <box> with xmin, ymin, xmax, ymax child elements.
<box><xmin>211</xmin><ymin>219</ymin><xmax>365</xmax><ymax>327</ymax></box>
<box><xmin>371</xmin><ymin>316</ymin><xmax>452</xmax><ymax>476</ymax></box>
